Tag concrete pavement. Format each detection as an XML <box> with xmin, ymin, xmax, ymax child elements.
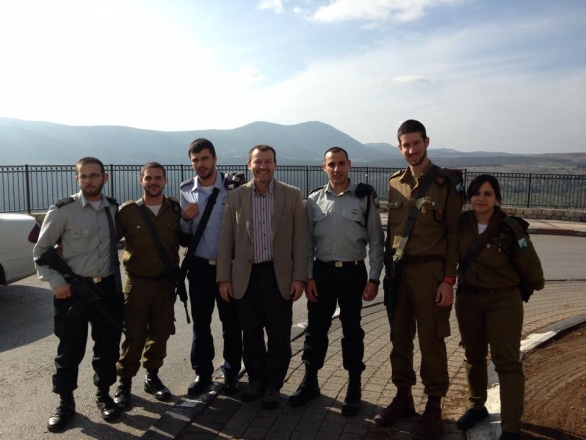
<box><xmin>140</xmin><ymin>220</ymin><xmax>586</xmax><ymax>440</ymax></box>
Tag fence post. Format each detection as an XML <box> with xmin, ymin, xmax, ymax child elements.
<box><xmin>526</xmin><ymin>173</ymin><xmax>532</xmax><ymax>208</ymax></box>
<box><xmin>365</xmin><ymin>166</ymin><xmax>369</xmax><ymax>184</ymax></box>
<box><xmin>25</xmin><ymin>164</ymin><xmax>31</xmax><ymax>214</ymax></box>
<box><xmin>109</xmin><ymin>164</ymin><xmax>115</xmax><ymax>197</ymax></box>
<box><xmin>305</xmin><ymin>166</ymin><xmax>309</xmax><ymax>198</ymax></box>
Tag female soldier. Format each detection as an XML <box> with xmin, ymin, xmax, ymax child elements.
<box><xmin>455</xmin><ymin>174</ymin><xmax>544</xmax><ymax>440</ymax></box>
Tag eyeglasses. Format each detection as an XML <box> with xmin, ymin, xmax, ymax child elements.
<box><xmin>78</xmin><ymin>173</ymin><xmax>103</xmax><ymax>181</ymax></box>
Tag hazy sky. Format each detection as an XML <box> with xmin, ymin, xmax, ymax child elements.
<box><xmin>1</xmin><ymin>0</ymin><xmax>585</xmax><ymax>153</ymax></box>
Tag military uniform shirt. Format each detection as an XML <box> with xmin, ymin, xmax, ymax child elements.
<box><xmin>179</xmin><ymin>172</ymin><xmax>227</xmax><ymax>259</ymax></box>
<box><xmin>306</xmin><ymin>181</ymin><xmax>384</xmax><ymax>280</ymax></box>
<box><xmin>33</xmin><ymin>191</ymin><xmax>117</xmax><ymax>289</ymax></box>
<box><xmin>116</xmin><ymin>197</ymin><xmax>182</xmax><ymax>278</ymax></box>
<box><xmin>387</xmin><ymin>161</ymin><xmax>463</xmax><ymax>278</ymax></box>
<box><xmin>458</xmin><ymin>210</ymin><xmax>545</xmax><ymax>290</ymax></box>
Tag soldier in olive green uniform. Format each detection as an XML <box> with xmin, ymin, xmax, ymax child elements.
<box><xmin>375</xmin><ymin>120</ymin><xmax>464</xmax><ymax>440</ymax></box>
<box><xmin>455</xmin><ymin>175</ymin><xmax>544</xmax><ymax>440</ymax></box>
<box><xmin>113</xmin><ymin>162</ymin><xmax>183</xmax><ymax>407</ymax></box>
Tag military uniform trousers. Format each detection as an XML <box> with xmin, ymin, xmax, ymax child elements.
<box><xmin>236</xmin><ymin>262</ymin><xmax>292</xmax><ymax>390</ymax></box>
<box><xmin>456</xmin><ymin>286</ymin><xmax>524</xmax><ymax>434</ymax></box>
<box><xmin>390</xmin><ymin>259</ymin><xmax>452</xmax><ymax>396</ymax></box>
<box><xmin>302</xmin><ymin>259</ymin><xmax>367</xmax><ymax>373</ymax></box>
<box><xmin>53</xmin><ymin>275</ymin><xmax>123</xmax><ymax>395</ymax></box>
<box><xmin>188</xmin><ymin>257</ymin><xmax>242</xmax><ymax>378</ymax></box>
<box><xmin>117</xmin><ymin>275</ymin><xmax>175</xmax><ymax>378</ymax></box>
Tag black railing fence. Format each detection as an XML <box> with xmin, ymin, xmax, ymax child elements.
<box><xmin>1</xmin><ymin>164</ymin><xmax>585</xmax><ymax>213</ymax></box>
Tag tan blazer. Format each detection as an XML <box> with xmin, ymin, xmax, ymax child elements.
<box><xmin>217</xmin><ymin>180</ymin><xmax>308</xmax><ymax>300</ymax></box>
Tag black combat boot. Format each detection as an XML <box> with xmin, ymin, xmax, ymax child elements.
<box><xmin>47</xmin><ymin>393</ymin><xmax>75</xmax><ymax>432</ymax></box>
<box><xmin>342</xmin><ymin>371</ymin><xmax>361</xmax><ymax>416</ymax></box>
<box><xmin>114</xmin><ymin>377</ymin><xmax>132</xmax><ymax>408</ymax></box>
<box><xmin>288</xmin><ymin>367</ymin><xmax>320</xmax><ymax>407</ymax></box>
<box><xmin>414</xmin><ymin>395</ymin><xmax>443</xmax><ymax>440</ymax></box>
<box><xmin>144</xmin><ymin>369</ymin><xmax>171</xmax><ymax>401</ymax></box>
<box><xmin>96</xmin><ymin>387</ymin><xmax>120</xmax><ymax>421</ymax></box>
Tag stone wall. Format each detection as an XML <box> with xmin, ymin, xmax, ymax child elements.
<box><xmin>378</xmin><ymin>202</ymin><xmax>586</xmax><ymax>223</ymax></box>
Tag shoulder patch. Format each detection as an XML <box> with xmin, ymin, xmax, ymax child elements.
<box><xmin>502</xmin><ymin>216</ymin><xmax>529</xmax><ymax>250</ymax></box>
<box><xmin>433</xmin><ymin>174</ymin><xmax>448</xmax><ymax>186</ymax></box>
<box><xmin>180</xmin><ymin>178</ymin><xmax>193</xmax><ymax>189</ymax></box>
<box><xmin>309</xmin><ymin>185</ymin><xmax>326</xmax><ymax>195</ymax></box>
<box><xmin>106</xmin><ymin>196</ymin><xmax>119</xmax><ymax>206</ymax></box>
<box><xmin>438</xmin><ymin>167</ymin><xmax>466</xmax><ymax>200</ymax></box>
<box><xmin>55</xmin><ymin>197</ymin><xmax>75</xmax><ymax>208</ymax></box>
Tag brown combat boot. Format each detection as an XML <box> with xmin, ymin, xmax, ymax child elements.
<box><xmin>374</xmin><ymin>387</ymin><xmax>416</xmax><ymax>426</ymax></box>
<box><xmin>413</xmin><ymin>395</ymin><xmax>443</xmax><ymax>440</ymax></box>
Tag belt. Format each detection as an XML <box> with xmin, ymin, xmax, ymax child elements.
<box><xmin>194</xmin><ymin>256</ymin><xmax>217</xmax><ymax>266</ymax></box>
<box><xmin>401</xmin><ymin>255</ymin><xmax>443</xmax><ymax>265</ymax></box>
<box><xmin>252</xmin><ymin>261</ymin><xmax>274</xmax><ymax>267</ymax></box>
<box><xmin>316</xmin><ymin>259</ymin><xmax>364</xmax><ymax>268</ymax></box>
<box><xmin>128</xmin><ymin>273</ymin><xmax>171</xmax><ymax>281</ymax></box>
<box><xmin>81</xmin><ymin>274</ymin><xmax>115</xmax><ymax>284</ymax></box>
<box><xmin>460</xmin><ymin>285</ymin><xmax>518</xmax><ymax>295</ymax></box>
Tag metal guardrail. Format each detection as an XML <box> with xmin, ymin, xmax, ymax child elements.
<box><xmin>1</xmin><ymin>164</ymin><xmax>585</xmax><ymax>213</ymax></box>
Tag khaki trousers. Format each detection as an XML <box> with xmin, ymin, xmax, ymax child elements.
<box><xmin>390</xmin><ymin>260</ymin><xmax>452</xmax><ymax>396</ymax></box>
<box><xmin>456</xmin><ymin>288</ymin><xmax>524</xmax><ymax>433</ymax></box>
<box><xmin>117</xmin><ymin>276</ymin><xmax>175</xmax><ymax>377</ymax></box>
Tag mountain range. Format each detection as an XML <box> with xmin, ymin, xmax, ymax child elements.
<box><xmin>0</xmin><ymin>117</ymin><xmax>584</xmax><ymax>170</ymax></box>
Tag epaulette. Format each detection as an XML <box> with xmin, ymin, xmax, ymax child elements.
<box><xmin>355</xmin><ymin>183</ymin><xmax>380</xmax><ymax>208</ymax></box>
<box><xmin>106</xmin><ymin>196</ymin><xmax>119</xmax><ymax>206</ymax></box>
<box><xmin>119</xmin><ymin>200</ymin><xmax>136</xmax><ymax>210</ymax></box>
<box><xmin>437</xmin><ymin>168</ymin><xmax>466</xmax><ymax>202</ymax></box>
<box><xmin>502</xmin><ymin>216</ymin><xmax>529</xmax><ymax>250</ymax></box>
<box><xmin>309</xmin><ymin>185</ymin><xmax>326</xmax><ymax>195</ymax></box>
<box><xmin>168</xmin><ymin>197</ymin><xmax>182</xmax><ymax>213</ymax></box>
<box><xmin>55</xmin><ymin>197</ymin><xmax>75</xmax><ymax>208</ymax></box>
<box><xmin>180</xmin><ymin>178</ymin><xmax>193</xmax><ymax>189</ymax></box>
<box><xmin>389</xmin><ymin>169</ymin><xmax>404</xmax><ymax>180</ymax></box>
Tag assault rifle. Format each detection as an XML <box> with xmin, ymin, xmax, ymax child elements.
<box><xmin>35</xmin><ymin>247</ymin><xmax>130</xmax><ymax>340</ymax></box>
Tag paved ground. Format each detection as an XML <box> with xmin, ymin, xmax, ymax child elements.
<box><xmin>139</xmin><ymin>221</ymin><xmax>586</xmax><ymax>440</ymax></box>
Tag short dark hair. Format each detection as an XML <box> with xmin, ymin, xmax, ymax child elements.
<box><xmin>141</xmin><ymin>161</ymin><xmax>166</xmax><ymax>178</ymax></box>
<box><xmin>188</xmin><ymin>138</ymin><xmax>216</xmax><ymax>158</ymax></box>
<box><xmin>76</xmin><ymin>157</ymin><xmax>105</xmax><ymax>174</ymax></box>
<box><xmin>324</xmin><ymin>146</ymin><xmax>349</xmax><ymax>160</ymax></box>
<box><xmin>248</xmin><ymin>144</ymin><xmax>277</xmax><ymax>162</ymax></box>
<box><xmin>467</xmin><ymin>174</ymin><xmax>502</xmax><ymax>204</ymax></box>
<box><xmin>397</xmin><ymin>119</ymin><xmax>427</xmax><ymax>143</ymax></box>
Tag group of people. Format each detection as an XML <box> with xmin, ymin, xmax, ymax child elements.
<box><xmin>33</xmin><ymin>119</ymin><xmax>544</xmax><ymax>440</ymax></box>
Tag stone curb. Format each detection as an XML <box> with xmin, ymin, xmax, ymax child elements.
<box><xmin>468</xmin><ymin>314</ymin><xmax>586</xmax><ymax>440</ymax></box>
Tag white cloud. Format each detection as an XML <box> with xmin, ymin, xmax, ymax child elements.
<box><xmin>257</xmin><ymin>0</ymin><xmax>284</xmax><ymax>13</ymax></box>
<box><xmin>390</xmin><ymin>76</ymin><xmax>430</xmax><ymax>84</ymax></box>
<box><xmin>310</xmin><ymin>0</ymin><xmax>465</xmax><ymax>23</ymax></box>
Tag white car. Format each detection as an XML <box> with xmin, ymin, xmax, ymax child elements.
<box><xmin>0</xmin><ymin>213</ymin><xmax>40</xmax><ymax>285</ymax></box>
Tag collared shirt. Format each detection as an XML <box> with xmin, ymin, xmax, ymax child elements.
<box><xmin>306</xmin><ymin>181</ymin><xmax>384</xmax><ymax>280</ymax></box>
<box><xmin>251</xmin><ymin>179</ymin><xmax>274</xmax><ymax>264</ymax></box>
<box><xmin>116</xmin><ymin>197</ymin><xmax>182</xmax><ymax>278</ymax></box>
<box><xmin>179</xmin><ymin>171</ymin><xmax>227</xmax><ymax>259</ymax></box>
<box><xmin>33</xmin><ymin>191</ymin><xmax>116</xmax><ymax>289</ymax></box>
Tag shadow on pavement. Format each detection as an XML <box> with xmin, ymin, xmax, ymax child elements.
<box><xmin>0</xmin><ymin>283</ymin><xmax>53</xmax><ymax>352</ymax></box>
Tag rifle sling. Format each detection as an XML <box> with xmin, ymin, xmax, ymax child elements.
<box><xmin>104</xmin><ymin>204</ymin><xmax>123</xmax><ymax>293</ymax></box>
<box><xmin>394</xmin><ymin>165</ymin><xmax>440</xmax><ymax>260</ymax></box>
<box><xmin>136</xmin><ymin>199</ymin><xmax>178</xmax><ymax>282</ymax></box>
<box><xmin>180</xmin><ymin>186</ymin><xmax>221</xmax><ymax>274</ymax></box>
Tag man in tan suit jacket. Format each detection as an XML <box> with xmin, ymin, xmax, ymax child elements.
<box><xmin>217</xmin><ymin>144</ymin><xmax>307</xmax><ymax>410</ymax></box>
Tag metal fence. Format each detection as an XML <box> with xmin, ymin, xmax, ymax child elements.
<box><xmin>1</xmin><ymin>164</ymin><xmax>585</xmax><ymax>213</ymax></box>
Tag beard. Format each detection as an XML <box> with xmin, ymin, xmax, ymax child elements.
<box><xmin>81</xmin><ymin>180</ymin><xmax>105</xmax><ymax>199</ymax></box>
<box><xmin>197</xmin><ymin>167</ymin><xmax>214</xmax><ymax>180</ymax></box>
<box><xmin>405</xmin><ymin>149</ymin><xmax>427</xmax><ymax>168</ymax></box>
<box><xmin>144</xmin><ymin>185</ymin><xmax>164</xmax><ymax>198</ymax></box>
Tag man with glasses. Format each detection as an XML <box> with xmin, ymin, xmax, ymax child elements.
<box><xmin>34</xmin><ymin>157</ymin><xmax>123</xmax><ymax>432</ymax></box>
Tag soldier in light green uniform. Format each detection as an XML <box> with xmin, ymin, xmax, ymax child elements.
<box><xmin>113</xmin><ymin>162</ymin><xmax>183</xmax><ymax>407</ymax></box>
<box><xmin>455</xmin><ymin>174</ymin><xmax>544</xmax><ymax>440</ymax></box>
